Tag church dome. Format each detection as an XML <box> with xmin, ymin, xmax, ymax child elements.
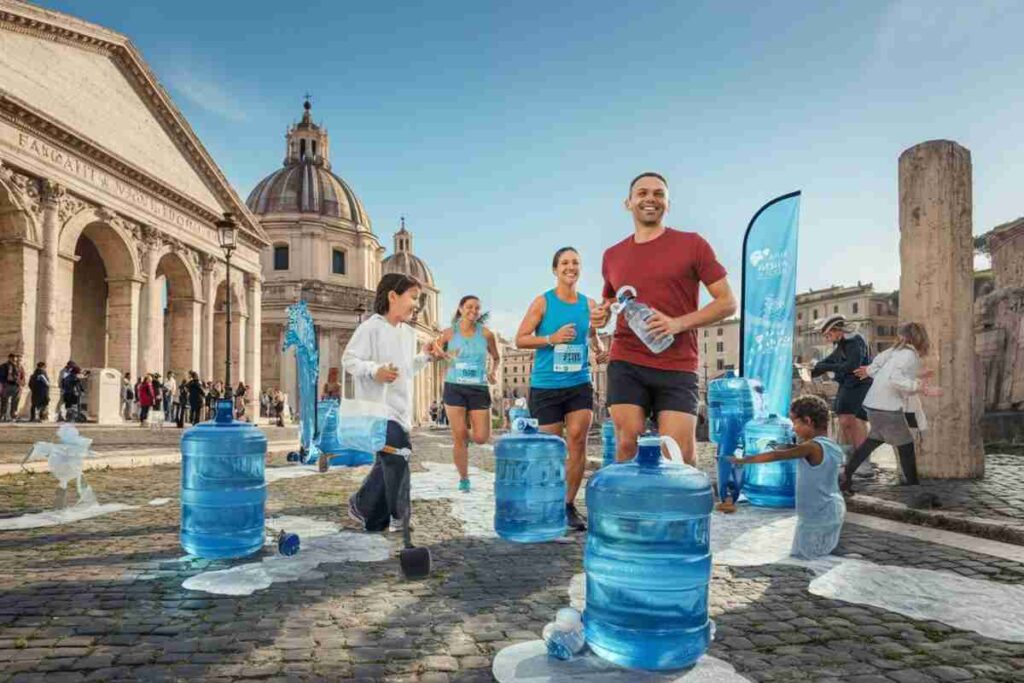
<box><xmin>245</xmin><ymin>99</ymin><xmax>371</xmax><ymax>227</ymax></box>
<box><xmin>382</xmin><ymin>218</ymin><xmax>434</xmax><ymax>286</ymax></box>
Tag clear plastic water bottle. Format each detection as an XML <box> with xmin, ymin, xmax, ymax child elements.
<box><xmin>611</xmin><ymin>286</ymin><xmax>673</xmax><ymax>354</ymax></box>
<box><xmin>180</xmin><ymin>399</ymin><xmax>267</xmax><ymax>559</ymax></box>
<box><xmin>707</xmin><ymin>371</ymin><xmax>765</xmax><ymax>503</ymax></box>
<box><xmin>584</xmin><ymin>433</ymin><xmax>714</xmax><ymax>670</ymax></box>
<box><xmin>509</xmin><ymin>397</ymin><xmax>530</xmax><ymax>425</ymax></box>
<box><xmin>543</xmin><ymin>608</ymin><xmax>586</xmax><ymax>660</ymax></box>
<box><xmin>741</xmin><ymin>414</ymin><xmax>797</xmax><ymax>508</ymax></box>
<box><xmin>316</xmin><ymin>399</ymin><xmax>374</xmax><ymax>467</ymax></box>
<box><xmin>494</xmin><ymin>417</ymin><xmax>567</xmax><ymax>542</ymax></box>
<box><xmin>601</xmin><ymin>420</ymin><xmax>616</xmax><ymax>467</ymax></box>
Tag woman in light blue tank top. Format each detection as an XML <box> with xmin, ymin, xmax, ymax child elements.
<box><xmin>514</xmin><ymin>247</ymin><xmax>608</xmax><ymax>532</ymax></box>
<box><xmin>439</xmin><ymin>295</ymin><xmax>500</xmax><ymax>492</ymax></box>
<box><xmin>731</xmin><ymin>395</ymin><xmax>846</xmax><ymax>560</ymax></box>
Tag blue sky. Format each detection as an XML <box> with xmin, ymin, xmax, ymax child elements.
<box><xmin>40</xmin><ymin>0</ymin><xmax>1024</xmax><ymax>336</ymax></box>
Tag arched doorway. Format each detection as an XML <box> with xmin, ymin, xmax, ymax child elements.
<box><xmin>67</xmin><ymin>221</ymin><xmax>136</xmax><ymax>374</ymax></box>
<box><xmin>156</xmin><ymin>252</ymin><xmax>198</xmax><ymax>377</ymax></box>
<box><xmin>213</xmin><ymin>279</ymin><xmax>245</xmax><ymax>387</ymax></box>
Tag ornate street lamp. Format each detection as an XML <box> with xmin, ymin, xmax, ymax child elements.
<box><xmin>215</xmin><ymin>212</ymin><xmax>238</xmax><ymax>401</ymax></box>
<box><xmin>355</xmin><ymin>300</ymin><xmax>367</xmax><ymax>324</ymax></box>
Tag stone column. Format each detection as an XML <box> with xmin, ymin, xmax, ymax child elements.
<box><xmin>245</xmin><ymin>274</ymin><xmax>262</xmax><ymax>420</ymax></box>
<box><xmin>199</xmin><ymin>254</ymin><xmax>215</xmax><ymax>380</ymax></box>
<box><xmin>280</xmin><ymin>327</ymin><xmax>298</xmax><ymax>418</ymax></box>
<box><xmin>36</xmin><ymin>181</ymin><xmax>62</xmax><ymax>416</ymax></box>
<box><xmin>898</xmin><ymin>140</ymin><xmax>984</xmax><ymax>478</ymax></box>
<box><xmin>137</xmin><ymin>227</ymin><xmax>163</xmax><ymax>376</ymax></box>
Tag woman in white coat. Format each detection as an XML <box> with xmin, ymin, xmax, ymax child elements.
<box><xmin>842</xmin><ymin>322</ymin><xmax>942</xmax><ymax>494</ymax></box>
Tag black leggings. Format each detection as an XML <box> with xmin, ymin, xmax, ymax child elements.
<box><xmin>845</xmin><ymin>439</ymin><xmax>918</xmax><ymax>487</ymax></box>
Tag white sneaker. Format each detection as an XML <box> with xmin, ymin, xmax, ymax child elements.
<box><xmin>389</xmin><ymin>516</ymin><xmax>413</xmax><ymax>533</ymax></box>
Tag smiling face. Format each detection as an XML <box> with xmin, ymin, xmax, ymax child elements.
<box><xmin>552</xmin><ymin>249</ymin><xmax>581</xmax><ymax>287</ymax></box>
<box><xmin>459</xmin><ymin>297</ymin><xmax>481</xmax><ymax>324</ymax></box>
<box><xmin>389</xmin><ymin>285</ymin><xmax>423</xmax><ymax>323</ymax></box>
<box><xmin>626</xmin><ymin>175</ymin><xmax>669</xmax><ymax>227</ymax></box>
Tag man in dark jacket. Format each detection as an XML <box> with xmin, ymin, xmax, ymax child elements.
<box><xmin>0</xmin><ymin>353</ymin><xmax>26</xmax><ymax>422</ymax></box>
<box><xmin>28</xmin><ymin>362</ymin><xmax>50</xmax><ymax>422</ymax></box>
<box><xmin>811</xmin><ymin>315</ymin><xmax>873</xmax><ymax>475</ymax></box>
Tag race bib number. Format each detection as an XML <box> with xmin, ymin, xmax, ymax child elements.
<box><xmin>553</xmin><ymin>344</ymin><xmax>585</xmax><ymax>373</ymax></box>
<box><xmin>455</xmin><ymin>362</ymin><xmax>484</xmax><ymax>384</ymax></box>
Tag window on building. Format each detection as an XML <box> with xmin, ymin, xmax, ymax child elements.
<box><xmin>797</xmin><ymin>312</ymin><xmax>802</xmax><ymax>321</ymax></box>
<box><xmin>833</xmin><ymin>305</ymin><xmax>839</xmax><ymax>313</ymax></box>
<box><xmin>716</xmin><ymin>342</ymin><xmax>724</xmax><ymax>353</ymax></box>
<box><xmin>877</xmin><ymin>303</ymin><xmax>883</xmax><ymax>315</ymax></box>
<box><xmin>852</xmin><ymin>302</ymin><xmax>859</xmax><ymax>314</ymax></box>
<box><xmin>812</xmin><ymin>308</ymin><xmax>818</xmax><ymax>319</ymax></box>
<box><xmin>331</xmin><ymin>249</ymin><xmax>346</xmax><ymax>275</ymax></box>
<box><xmin>877</xmin><ymin>326</ymin><xmax>885</xmax><ymax>336</ymax></box>
<box><xmin>273</xmin><ymin>245</ymin><xmax>289</xmax><ymax>270</ymax></box>
<box><xmin>703</xmin><ymin>343</ymin><xmax>707</xmax><ymax>354</ymax></box>
<box><xmin>717</xmin><ymin>328</ymin><xmax>723</xmax><ymax>336</ymax></box>
<box><xmin>716</xmin><ymin>359</ymin><xmax>725</xmax><ymax>370</ymax></box>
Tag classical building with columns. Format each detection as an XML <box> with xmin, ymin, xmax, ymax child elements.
<box><xmin>0</xmin><ymin>1</ymin><xmax>269</xmax><ymax>419</ymax></box>
<box><xmin>248</xmin><ymin>104</ymin><xmax>443</xmax><ymax>425</ymax></box>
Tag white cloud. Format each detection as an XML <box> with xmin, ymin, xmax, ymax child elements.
<box><xmin>163</xmin><ymin>66</ymin><xmax>249</xmax><ymax>123</ymax></box>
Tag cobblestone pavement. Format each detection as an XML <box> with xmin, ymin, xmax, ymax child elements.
<box><xmin>1</xmin><ymin>428</ymin><xmax>1023</xmax><ymax>682</ymax></box>
<box><xmin>850</xmin><ymin>453</ymin><xmax>1024</xmax><ymax>537</ymax></box>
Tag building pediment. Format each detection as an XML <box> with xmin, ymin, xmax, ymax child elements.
<box><xmin>0</xmin><ymin>0</ymin><xmax>268</xmax><ymax>247</ymax></box>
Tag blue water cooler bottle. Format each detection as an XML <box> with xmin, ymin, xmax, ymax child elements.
<box><xmin>494</xmin><ymin>417</ymin><xmax>567</xmax><ymax>542</ymax></box>
<box><xmin>741</xmin><ymin>414</ymin><xmax>797</xmax><ymax>508</ymax></box>
<box><xmin>584</xmin><ymin>433</ymin><xmax>714</xmax><ymax>670</ymax></box>
<box><xmin>706</xmin><ymin>370</ymin><xmax>765</xmax><ymax>504</ymax></box>
<box><xmin>180</xmin><ymin>399</ymin><xmax>268</xmax><ymax>559</ymax></box>
<box><xmin>601</xmin><ymin>420</ymin><xmax>616</xmax><ymax>467</ymax></box>
<box><xmin>316</xmin><ymin>398</ymin><xmax>374</xmax><ymax>467</ymax></box>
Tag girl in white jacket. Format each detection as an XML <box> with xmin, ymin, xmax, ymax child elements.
<box><xmin>842</xmin><ymin>322</ymin><xmax>942</xmax><ymax>494</ymax></box>
<box><xmin>343</xmin><ymin>273</ymin><xmax>443</xmax><ymax>532</ymax></box>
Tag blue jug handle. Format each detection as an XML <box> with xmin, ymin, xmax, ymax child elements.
<box><xmin>660</xmin><ymin>435</ymin><xmax>698</xmax><ymax>471</ymax></box>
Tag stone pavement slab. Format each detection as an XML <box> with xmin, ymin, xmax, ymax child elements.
<box><xmin>0</xmin><ymin>429</ymin><xmax>1021</xmax><ymax>682</ymax></box>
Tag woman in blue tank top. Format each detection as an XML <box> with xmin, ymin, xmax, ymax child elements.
<box><xmin>438</xmin><ymin>295</ymin><xmax>500</xmax><ymax>492</ymax></box>
<box><xmin>730</xmin><ymin>395</ymin><xmax>846</xmax><ymax>560</ymax></box>
<box><xmin>515</xmin><ymin>247</ymin><xmax>608</xmax><ymax>532</ymax></box>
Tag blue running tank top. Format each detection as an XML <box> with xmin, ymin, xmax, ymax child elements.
<box><xmin>531</xmin><ymin>290</ymin><xmax>591</xmax><ymax>389</ymax></box>
<box><xmin>445</xmin><ymin>324</ymin><xmax>489</xmax><ymax>386</ymax></box>
<box><xmin>792</xmin><ymin>436</ymin><xmax>847</xmax><ymax>560</ymax></box>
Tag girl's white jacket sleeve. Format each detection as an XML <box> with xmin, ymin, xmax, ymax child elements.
<box><xmin>342</xmin><ymin>323</ymin><xmax>381</xmax><ymax>379</ymax></box>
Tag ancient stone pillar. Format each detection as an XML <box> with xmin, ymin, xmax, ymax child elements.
<box><xmin>245</xmin><ymin>274</ymin><xmax>262</xmax><ymax>420</ymax></box>
<box><xmin>200</xmin><ymin>254</ymin><xmax>215</xmax><ymax>381</ymax></box>
<box><xmin>37</xmin><ymin>181</ymin><xmax>62</xmax><ymax>416</ymax></box>
<box><xmin>898</xmin><ymin>140</ymin><xmax>984</xmax><ymax>478</ymax></box>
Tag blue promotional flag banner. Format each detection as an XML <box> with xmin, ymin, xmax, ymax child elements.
<box><xmin>283</xmin><ymin>300</ymin><xmax>321</xmax><ymax>460</ymax></box>
<box><xmin>740</xmin><ymin>192</ymin><xmax>801</xmax><ymax>418</ymax></box>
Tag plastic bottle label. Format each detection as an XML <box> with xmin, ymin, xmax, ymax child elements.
<box><xmin>553</xmin><ymin>344</ymin><xmax>585</xmax><ymax>372</ymax></box>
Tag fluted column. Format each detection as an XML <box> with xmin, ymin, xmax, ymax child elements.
<box><xmin>200</xmin><ymin>254</ymin><xmax>215</xmax><ymax>380</ymax></box>
<box><xmin>37</xmin><ymin>181</ymin><xmax>62</xmax><ymax>416</ymax></box>
<box><xmin>245</xmin><ymin>274</ymin><xmax>262</xmax><ymax>420</ymax></box>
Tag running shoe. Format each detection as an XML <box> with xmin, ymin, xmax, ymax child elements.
<box><xmin>566</xmin><ymin>503</ymin><xmax>587</xmax><ymax>531</ymax></box>
<box><xmin>458</xmin><ymin>478</ymin><xmax>471</xmax><ymax>493</ymax></box>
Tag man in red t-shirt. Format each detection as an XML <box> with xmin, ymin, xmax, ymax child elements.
<box><xmin>592</xmin><ymin>172</ymin><xmax>737</xmax><ymax>465</ymax></box>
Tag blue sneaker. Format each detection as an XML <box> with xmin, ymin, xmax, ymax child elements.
<box><xmin>458</xmin><ymin>478</ymin><xmax>471</xmax><ymax>493</ymax></box>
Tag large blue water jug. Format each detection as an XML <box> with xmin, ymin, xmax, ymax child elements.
<box><xmin>584</xmin><ymin>434</ymin><xmax>714</xmax><ymax>670</ymax></box>
<box><xmin>741</xmin><ymin>414</ymin><xmax>797</xmax><ymax>508</ymax></box>
<box><xmin>316</xmin><ymin>399</ymin><xmax>374</xmax><ymax>467</ymax></box>
<box><xmin>494</xmin><ymin>418</ymin><xmax>567</xmax><ymax>542</ymax></box>
<box><xmin>707</xmin><ymin>371</ymin><xmax>764</xmax><ymax>503</ymax></box>
<box><xmin>601</xmin><ymin>421</ymin><xmax>616</xmax><ymax>467</ymax></box>
<box><xmin>509</xmin><ymin>398</ymin><xmax>530</xmax><ymax>425</ymax></box>
<box><xmin>180</xmin><ymin>399</ymin><xmax>267</xmax><ymax>559</ymax></box>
